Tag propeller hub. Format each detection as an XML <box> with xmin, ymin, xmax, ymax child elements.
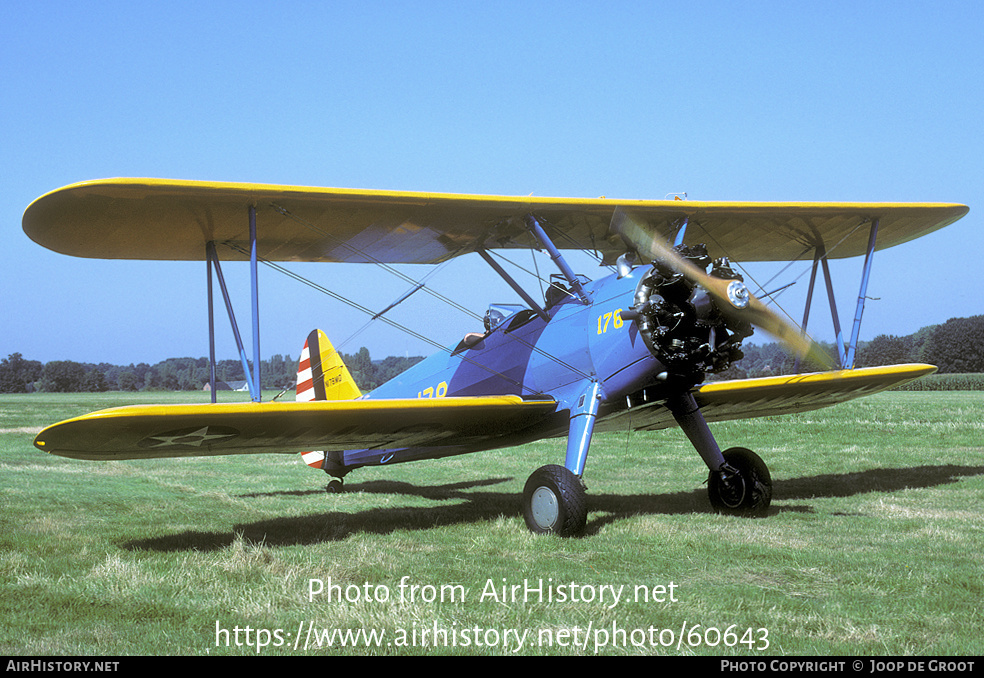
<box><xmin>726</xmin><ymin>280</ymin><xmax>750</xmax><ymax>309</ymax></box>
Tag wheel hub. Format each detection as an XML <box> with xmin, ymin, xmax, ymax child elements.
<box><xmin>529</xmin><ymin>486</ymin><xmax>559</xmax><ymax>530</ymax></box>
<box><xmin>716</xmin><ymin>470</ymin><xmax>747</xmax><ymax>508</ymax></box>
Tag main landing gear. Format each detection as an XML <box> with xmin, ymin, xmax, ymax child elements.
<box><xmin>520</xmin><ymin>443</ymin><xmax>772</xmax><ymax>537</ymax></box>
<box><xmin>520</xmin><ymin>393</ymin><xmax>773</xmax><ymax>537</ymax></box>
<box><xmin>668</xmin><ymin>393</ymin><xmax>773</xmax><ymax>517</ymax></box>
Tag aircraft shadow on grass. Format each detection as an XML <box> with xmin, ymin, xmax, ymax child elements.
<box><xmin>123</xmin><ymin>464</ymin><xmax>984</xmax><ymax>551</ymax></box>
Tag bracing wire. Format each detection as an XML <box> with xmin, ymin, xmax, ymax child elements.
<box><xmin>221</xmin><ymin>242</ymin><xmax>549</xmax><ymax>397</ymax></box>
<box><xmin>255</xmin><ymin>203</ymin><xmax>597</xmax><ymax>381</ymax></box>
<box><xmin>271</xmin><ymin>204</ymin><xmax>484</xmax><ymax>323</ymax></box>
<box><xmin>686</xmin><ymin>217</ymin><xmax>871</xmax><ymax>330</ymax></box>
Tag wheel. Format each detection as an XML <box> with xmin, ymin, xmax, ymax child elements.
<box><xmin>522</xmin><ymin>465</ymin><xmax>588</xmax><ymax>537</ymax></box>
<box><xmin>707</xmin><ymin>447</ymin><xmax>772</xmax><ymax>516</ymax></box>
<box><xmin>325</xmin><ymin>478</ymin><xmax>344</xmax><ymax>494</ymax></box>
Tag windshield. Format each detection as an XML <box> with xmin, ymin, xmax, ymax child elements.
<box><xmin>484</xmin><ymin>303</ymin><xmax>527</xmax><ymax>332</ymax></box>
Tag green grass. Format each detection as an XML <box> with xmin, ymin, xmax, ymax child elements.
<box><xmin>2</xmin><ymin>391</ymin><xmax>982</xmax><ymax>655</ymax></box>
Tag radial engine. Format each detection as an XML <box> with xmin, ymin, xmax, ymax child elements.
<box><xmin>623</xmin><ymin>244</ymin><xmax>754</xmax><ymax>385</ymax></box>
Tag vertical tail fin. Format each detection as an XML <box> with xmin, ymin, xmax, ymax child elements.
<box><xmin>297</xmin><ymin>329</ymin><xmax>361</xmax><ymax>470</ymax></box>
<box><xmin>297</xmin><ymin>329</ymin><xmax>362</xmax><ymax>403</ymax></box>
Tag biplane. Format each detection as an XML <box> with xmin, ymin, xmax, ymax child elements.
<box><xmin>23</xmin><ymin>179</ymin><xmax>968</xmax><ymax>536</ymax></box>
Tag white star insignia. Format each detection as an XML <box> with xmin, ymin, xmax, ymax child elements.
<box><xmin>146</xmin><ymin>426</ymin><xmax>237</xmax><ymax>448</ymax></box>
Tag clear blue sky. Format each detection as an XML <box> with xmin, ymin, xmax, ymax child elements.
<box><xmin>3</xmin><ymin>1</ymin><xmax>982</xmax><ymax>366</ymax></box>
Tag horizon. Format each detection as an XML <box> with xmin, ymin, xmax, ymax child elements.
<box><xmin>14</xmin><ymin>314</ymin><xmax>972</xmax><ymax>370</ymax></box>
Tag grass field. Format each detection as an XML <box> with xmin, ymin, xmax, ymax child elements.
<box><xmin>2</xmin><ymin>390</ymin><xmax>982</xmax><ymax>656</ymax></box>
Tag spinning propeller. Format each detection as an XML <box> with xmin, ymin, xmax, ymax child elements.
<box><xmin>611</xmin><ymin>207</ymin><xmax>834</xmax><ymax>370</ymax></box>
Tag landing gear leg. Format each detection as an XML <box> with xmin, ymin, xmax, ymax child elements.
<box><xmin>667</xmin><ymin>392</ymin><xmax>772</xmax><ymax>516</ymax></box>
<box><xmin>523</xmin><ymin>382</ymin><xmax>602</xmax><ymax>537</ymax></box>
<box><xmin>322</xmin><ymin>452</ymin><xmax>348</xmax><ymax>495</ymax></box>
<box><xmin>522</xmin><ymin>383</ymin><xmax>598</xmax><ymax>537</ymax></box>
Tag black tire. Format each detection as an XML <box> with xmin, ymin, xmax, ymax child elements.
<box><xmin>707</xmin><ymin>447</ymin><xmax>772</xmax><ymax>516</ymax></box>
<box><xmin>325</xmin><ymin>478</ymin><xmax>344</xmax><ymax>494</ymax></box>
<box><xmin>522</xmin><ymin>465</ymin><xmax>588</xmax><ymax>537</ymax></box>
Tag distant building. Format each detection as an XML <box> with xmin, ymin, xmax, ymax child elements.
<box><xmin>202</xmin><ymin>380</ymin><xmax>251</xmax><ymax>392</ymax></box>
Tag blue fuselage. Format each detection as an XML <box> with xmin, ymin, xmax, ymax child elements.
<box><xmin>368</xmin><ymin>269</ymin><xmax>660</xmax><ymax>409</ymax></box>
<box><xmin>327</xmin><ymin>268</ymin><xmax>669</xmax><ymax>473</ymax></box>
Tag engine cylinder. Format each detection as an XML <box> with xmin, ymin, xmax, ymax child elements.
<box><xmin>628</xmin><ymin>245</ymin><xmax>751</xmax><ymax>384</ymax></box>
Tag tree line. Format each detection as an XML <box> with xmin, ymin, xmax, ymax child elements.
<box><xmin>2</xmin><ymin>314</ymin><xmax>982</xmax><ymax>394</ymax></box>
<box><xmin>0</xmin><ymin>349</ymin><xmax>424</xmax><ymax>394</ymax></box>
<box><xmin>718</xmin><ymin>314</ymin><xmax>984</xmax><ymax>379</ymax></box>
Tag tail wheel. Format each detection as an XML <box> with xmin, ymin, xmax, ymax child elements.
<box><xmin>707</xmin><ymin>447</ymin><xmax>772</xmax><ymax>516</ymax></box>
<box><xmin>523</xmin><ymin>465</ymin><xmax>587</xmax><ymax>537</ymax></box>
<box><xmin>325</xmin><ymin>478</ymin><xmax>344</xmax><ymax>494</ymax></box>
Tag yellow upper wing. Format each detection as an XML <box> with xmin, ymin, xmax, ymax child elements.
<box><xmin>23</xmin><ymin>178</ymin><xmax>968</xmax><ymax>264</ymax></box>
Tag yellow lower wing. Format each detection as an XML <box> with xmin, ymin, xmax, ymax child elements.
<box><xmin>34</xmin><ymin>396</ymin><xmax>558</xmax><ymax>461</ymax></box>
<box><xmin>597</xmin><ymin>364</ymin><xmax>937</xmax><ymax>432</ymax></box>
<box><xmin>36</xmin><ymin>365</ymin><xmax>935</xmax><ymax>461</ymax></box>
